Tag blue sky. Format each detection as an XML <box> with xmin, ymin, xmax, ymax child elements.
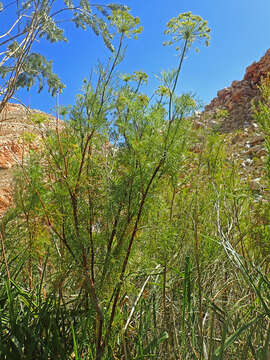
<box><xmin>3</xmin><ymin>0</ymin><xmax>270</xmax><ymax>113</ymax></box>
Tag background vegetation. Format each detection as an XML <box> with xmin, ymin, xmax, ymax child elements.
<box><xmin>0</xmin><ymin>2</ymin><xmax>270</xmax><ymax>359</ymax></box>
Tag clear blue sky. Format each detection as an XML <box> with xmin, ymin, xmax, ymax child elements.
<box><xmin>4</xmin><ymin>0</ymin><xmax>270</xmax><ymax>113</ymax></box>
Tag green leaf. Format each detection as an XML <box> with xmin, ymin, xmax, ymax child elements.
<box><xmin>213</xmin><ymin>317</ymin><xmax>260</xmax><ymax>359</ymax></box>
<box><xmin>71</xmin><ymin>321</ymin><xmax>79</xmax><ymax>360</ymax></box>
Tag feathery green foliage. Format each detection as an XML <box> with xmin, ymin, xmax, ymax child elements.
<box><xmin>0</xmin><ymin>0</ymin><xmax>129</xmax><ymax>112</ymax></box>
<box><xmin>1</xmin><ymin>9</ymin><xmax>270</xmax><ymax>360</ymax></box>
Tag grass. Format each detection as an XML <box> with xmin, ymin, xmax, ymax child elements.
<box><xmin>1</xmin><ymin>112</ymin><xmax>270</xmax><ymax>360</ymax></box>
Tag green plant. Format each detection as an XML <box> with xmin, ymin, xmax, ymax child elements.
<box><xmin>214</xmin><ymin>108</ymin><xmax>229</xmax><ymax>120</ymax></box>
<box><xmin>2</xmin><ymin>8</ymin><xmax>270</xmax><ymax>360</ymax></box>
<box><xmin>253</xmin><ymin>73</ymin><xmax>270</xmax><ymax>179</ymax></box>
<box><xmin>163</xmin><ymin>11</ymin><xmax>210</xmax><ymax>121</ymax></box>
<box><xmin>0</xmin><ymin>0</ymin><xmax>128</xmax><ymax>112</ymax></box>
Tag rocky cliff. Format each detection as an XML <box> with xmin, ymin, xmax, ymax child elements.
<box><xmin>196</xmin><ymin>49</ymin><xmax>270</xmax><ymax>196</ymax></box>
<box><xmin>204</xmin><ymin>48</ymin><xmax>270</xmax><ymax>132</ymax></box>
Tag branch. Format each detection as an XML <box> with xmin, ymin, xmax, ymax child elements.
<box><xmin>105</xmin><ymin>157</ymin><xmax>165</xmax><ymax>345</ymax></box>
<box><xmin>0</xmin><ymin>28</ymin><xmax>27</xmax><ymax>48</ymax></box>
<box><xmin>0</xmin><ymin>14</ymin><xmax>24</xmax><ymax>39</ymax></box>
<box><xmin>168</xmin><ymin>38</ymin><xmax>188</xmax><ymax>123</ymax></box>
<box><xmin>0</xmin><ymin>33</ymin><xmax>29</xmax><ymax>67</ymax></box>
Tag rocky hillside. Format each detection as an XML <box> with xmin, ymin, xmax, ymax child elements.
<box><xmin>195</xmin><ymin>49</ymin><xmax>270</xmax><ymax>197</ymax></box>
<box><xmin>203</xmin><ymin>48</ymin><xmax>270</xmax><ymax>132</ymax></box>
<box><xmin>0</xmin><ymin>103</ymin><xmax>58</xmax><ymax>215</ymax></box>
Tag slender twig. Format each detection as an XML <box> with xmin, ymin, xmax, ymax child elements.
<box><xmin>0</xmin><ymin>14</ymin><xmax>24</xmax><ymax>39</ymax></box>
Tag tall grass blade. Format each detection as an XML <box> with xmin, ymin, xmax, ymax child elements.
<box><xmin>181</xmin><ymin>256</ymin><xmax>191</xmax><ymax>357</ymax></box>
<box><xmin>71</xmin><ymin>321</ymin><xmax>79</xmax><ymax>360</ymax></box>
<box><xmin>213</xmin><ymin>317</ymin><xmax>259</xmax><ymax>359</ymax></box>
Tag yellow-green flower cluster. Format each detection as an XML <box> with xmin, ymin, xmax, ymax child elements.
<box><xmin>109</xmin><ymin>9</ymin><xmax>143</xmax><ymax>39</ymax></box>
<box><xmin>120</xmin><ymin>71</ymin><xmax>148</xmax><ymax>84</ymax></box>
<box><xmin>163</xmin><ymin>12</ymin><xmax>210</xmax><ymax>51</ymax></box>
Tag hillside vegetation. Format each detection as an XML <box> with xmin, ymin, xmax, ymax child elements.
<box><xmin>0</xmin><ymin>5</ymin><xmax>270</xmax><ymax>360</ymax></box>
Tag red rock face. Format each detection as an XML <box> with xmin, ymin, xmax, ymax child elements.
<box><xmin>204</xmin><ymin>49</ymin><xmax>270</xmax><ymax>132</ymax></box>
<box><xmin>244</xmin><ymin>49</ymin><xmax>270</xmax><ymax>85</ymax></box>
<box><xmin>0</xmin><ymin>103</ymin><xmax>57</xmax><ymax>215</ymax></box>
